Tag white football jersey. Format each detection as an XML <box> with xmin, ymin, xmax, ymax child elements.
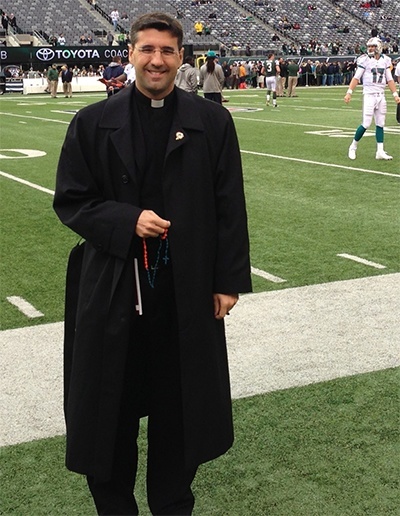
<box><xmin>124</xmin><ymin>63</ymin><xmax>136</xmax><ymax>84</ymax></box>
<box><xmin>354</xmin><ymin>54</ymin><xmax>393</xmax><ymax>94</ymax></box>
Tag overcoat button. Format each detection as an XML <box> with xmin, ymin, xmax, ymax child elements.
<box><xmin>95</xmin><ymin>243</ymin><xmax>103</xmax><ymax>252</ymax></box>
<box><xmin>121</xmin><ymin>175</ymin><xmax>129</xmax><ymax>184</ymax></box>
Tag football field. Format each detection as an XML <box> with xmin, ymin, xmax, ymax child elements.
<box><xmin>1</xmin><ymin>87</ymin><xmax>399</xmax><ymax>515</ymax></box>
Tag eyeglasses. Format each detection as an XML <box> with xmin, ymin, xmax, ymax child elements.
<box><xmin>135</xmin><ymin>46</ymin><xmax>179</xmax><ymax>58</ymax></box>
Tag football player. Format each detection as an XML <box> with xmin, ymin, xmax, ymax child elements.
<box><xmin>344</xmin><ymin>37</ymin><xmax>400</xmax><ymax>160</ymax></box>
<box><xmin>262</xmin><ymin>52</ymin><xmax>280</xmax><ymax>107</ymax></box>
<box><xmin>395</xmin><ymin>59</ymin><xmax>400</xmax><ymax>124</ymax></box>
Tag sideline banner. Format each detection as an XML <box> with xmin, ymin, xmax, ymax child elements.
<box><xmin>0</xmin><ymin>46</ymin><xmax>129</xmax><ymax>66</ymax></box>
<box><xmin>6</xmin><ymin>78</ymin><xmax>24</xmax><ymax>93</ymax></box>
<box><xmin>22</xmin><ymin>76</ymin><xmax>106</xmax><ymax>94</ymax></box>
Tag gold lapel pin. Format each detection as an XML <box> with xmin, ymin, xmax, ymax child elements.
<box><xmin>175</xmin><ymin>131</ymin><xmax>184</xmax><ymax>141</ymax></box>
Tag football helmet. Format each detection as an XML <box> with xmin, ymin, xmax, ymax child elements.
<box><xmin>366</xmin><ymin>37</ymin><xmax>382</xmax><ymax>57</ymax></box>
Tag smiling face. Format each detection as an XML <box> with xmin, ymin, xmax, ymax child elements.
<box><xmin>367</xmin><ymin>44</ymin><xmax>378</xmax><ymax>58</ymax></box>
<box><xmin>129</xmin><ymin>28</ymin><xmax>183</xmax><ymax>100</ymax></box>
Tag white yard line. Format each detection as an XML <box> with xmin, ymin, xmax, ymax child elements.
<box><xmin>233</xmin><ymin>115</ymin><xmax>400</xmax><ymax>135</ymax></box>
<box><xmin>0</xmin><ymin>171</ymin><xmax>54</xmax><ymax>195</ymax></box>
<box><xmin>0</xmin><ymin>112</ymin><xmax>70</xmax><ymax>124</ymax></box>
<box><xmin>233</xmin><ymin>115</ymin><xmax>357</xmax><ymax>131</ymax></box>
<box><xmin>240</xmin><ymin>150</ymin><xmax>400</xmax><ymax>178</ymax></box>
<box><xmin>6</xmin><ymin>296</ymin><xmax>44</xmax><ymax>318</ymax></box>
<box><xmin>251</xmin><ymin>266</ymin><xmax>286</xmax><ymax>283</ymax></box>
<box><xmin>337</xmin><ymin>253</ymin><xmax>386</xmax><ymax>269</ymax></box>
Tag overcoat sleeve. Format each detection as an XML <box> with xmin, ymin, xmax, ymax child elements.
<box><xmin>210</xmin><ymin>109</ymin><xmax>252</xmax><ymax>294</ymax></box>
<box><xmin>53</xmin><ymin>106</ymin><xmax>141</xmax><ymax>260</ymax></box>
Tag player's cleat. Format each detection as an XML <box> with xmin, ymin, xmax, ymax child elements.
<box><xmin>274</xmin><ymin>104</ymin><xmax>278</xmax><ymax>108</ymax></box>
<box><xmin>375</xmin><ymin>150</ymin><xmax>393</xmax><ymax>160</ymax></box>
<box><xmin>348</xmin><ymin>146</ymin><xmax>357</xmax><ymax>160</ymax></box>
<box><xmin>266</xmin><ymin>101</ymin><xmax>270</xmax><ymax>106</ymax></box>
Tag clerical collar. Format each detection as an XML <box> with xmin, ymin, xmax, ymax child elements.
<box><xmin>151</xmin><ymin>99</ymin><xmax>164</xmax><ymax>108</ymax></box>
<box><xmin>134</xmin><ymin>85</ymin><xmax>175</xmax><ymax>109</ymax></box>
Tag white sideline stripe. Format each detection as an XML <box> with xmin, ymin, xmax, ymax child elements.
<box><xmin>233</xmin><ymin>116</ymin><xmax>357</xmax><ymax>131</ymax></box>
<box><xmin>0</xmin><ymin>171</ymin><xmax>55</xmax><ymax>195</ymax></box>
<box><xmin>0</xmin><ymin>112</ymin><xmax>70</xmax><ymax>124</ymax></box>
<box><xmin>251</xmin><ymin>266</ymin><xmax>286</xmax><ymax>283</ymax></box>
<box><xmin>337</xmin><ymin>253</ymin><xmax>386</xmax><ymax>269</ymax></box>
<box><xmin>241</xmin><ymin>150</ymin><xmax>400</xmax><ymax>178</ymax></box>
<box><xmin>6</xmin><ymin>296</ymin><xmax>44</xmax><ymax>318</ymax></box>
<box><xmin>1</xmin><ymin>273</ymin><xmax>399</xmax><ymax>446</ymax></box>
<box><xmin>233</xmin><ymin>116</ymin><xmax>399</xmax><ymax>134</ymax></box>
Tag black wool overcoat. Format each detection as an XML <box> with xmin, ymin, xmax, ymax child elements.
<box><xmin>54</xmin><ymin>85</ymin><xmax>252</xmax><ymax>482</ymax></box>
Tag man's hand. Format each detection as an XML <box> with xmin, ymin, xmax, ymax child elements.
<box><xmin>213</xmin><ymin>293</ymin><xmax>238</xmax><ymax>320</ymax></box>
<box><xmin>136</xmin><ymin>210</ymin><xmax>171</xmax><ymax>238</ymax></box>
<box><xmin>344</xmin><ymin>93</ymin><xmax>352</xmax><ymax>104</ymax></box>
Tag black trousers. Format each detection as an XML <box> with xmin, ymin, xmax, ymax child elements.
<box><xmin>87</xmin><ymin>268</ymin><xmax>197</xmax><ymax>515</ymax></box>
<box><xmin>204</xmin><ymin>92</ymin><xmax>222</xmax><ymax>104</ymax></box>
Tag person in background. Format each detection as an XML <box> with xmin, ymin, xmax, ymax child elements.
<box><xmin>175</xmin><ymin>55</ymin><xmax>198</xmax><ymax>93</ymax></box>
<box><xmin>61</xmin><ymin>65</ymin><xmax>73</xmax><ymax>98</ymax></box>
<box><xmin>102</xmin><ymin>55</ymin><xmax>124</xmax><ymax>96</ymax></box>
<box><xmin>107</xmin><ymin>31</ymin><xmax>114</xmax><ymax>46</ymax></box>
<box><xmin>110</xmin><ymin>8</ymin><xmax>119</xmax><ymax>31</ymax></box>
<box><xmin>117</xmin><ymin>32</ymin><xmax>126</xmax><ymax>45</ymax></box>
<box><xmin>199</xmin><ymin>50</ymin><xmax>224</xmax><ymax>103</ymax></box>
<box><xmin>287</xmin><ymin>59</ymin><xmax>299</xmax><ymax>97</ymax></box>
<box><xmin>344</xmin><ymin>37</ymin><xmax>400</xmax><ymax>160</ymax></box>
<box><xmin>221</xmin><ymin>60</ymin><xmax>231</xmax><ymax>89</ymax></box>
<box><xmin>43</xmin><ymin>67</ymin><xmax>50</xmax><ymax>93</ymax></box>
<box><xmin>394</xmin><ymin>59</ymin><xmax>400</xmax><ymax>124</ymax></box>
<box><xmin>1</xmin><ymin>11</ymin><xmax>8</xmax><ymax>31</ymax></box>
<box><xmin>114</xmin><ymin>62</ymin><xmax>136</xmax><ymax>87</ymax></box>
<box><xmin>8</xmin><ymin>13</ymin><xmax>17</xmax><ymax>29</ymax></box>
<box><xmin>47</xmin><ymin>63</ymin><xmax>59</xmax><ymax>98</ymax></box>
<box><xmin>53</xmin><ymin>12</ymin><xmax>251</xmax><ymax>516</ymax></box>
<box><xmin>230</xmin><ymin>61</ymin><xmax>239</xmax><ymax>89</ymax></box>
<box><xmin>262</xmin><ymin>52</ymin><xmax>280</xmax><ymax>107</ymax></box>
<box><xmin>194</xmin><ymin>20</ymin><xmax>203</xmax><ymax>35</ymax></box>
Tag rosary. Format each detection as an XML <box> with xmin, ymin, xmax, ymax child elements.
<box><xmin>142</xmin><ymin>229</ymin><xmax>169</xmax><ymax>288</ymax></box>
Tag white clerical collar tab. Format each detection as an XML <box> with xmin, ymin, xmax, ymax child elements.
<box><xmin>151</xmin><ymin>99</ymin><xmax>164</xmax><ymax>108</ymax></box>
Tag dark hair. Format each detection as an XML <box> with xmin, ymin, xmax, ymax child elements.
<box><xmin>206</xmin><ymin>56</ymin><xmax>215</xmax><ymax>73</ymax></box>
<box><xmin>130</xmin><ymin>12</ymin><xmax>183</xmax><ymax>49</ymax></box>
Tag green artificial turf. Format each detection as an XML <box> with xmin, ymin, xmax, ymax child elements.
<box><xmin>0</xmin><ymin>88</ymin><xmax>399</xmax><ymax>515</ymax></box>
<box><xmin>1</xmin><ymin>369</ymin><xmax>398</xmax><ymax>515</ymax></box>
<box><xmin>1</xmin><ymin>88</ymin><xmax>399</xmax><ymax>327</ymax></box>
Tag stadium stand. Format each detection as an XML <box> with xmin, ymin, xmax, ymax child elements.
<box><xmin>0</xmin><ymin>0</ymin><xmax>110</xmax><ymax>46</ymax></box>
<box><xmin>338</xmin><ymin>0</ymin><xmax>399</xmax><ymax>41</ymax></box>
<box><xmin>0</xmin><ymin>0</ymin><xmax>398</xmax><ymax>54</ymax></box>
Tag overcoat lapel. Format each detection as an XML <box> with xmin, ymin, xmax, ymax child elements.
<box><xmin>98</xmin><ymin>87</ymin><xmax>206</xmax><ymax>305</ymax></box>
<box><xmin>101</xmin><ymin>86</ymin><xmax>205</xmax><ymax>169</ymax></box>
<box><xmin>98</xmin><ymin>88</ymin><xmax>142</xmax><ymax>304</ymax></box>
<box><xmin>99</xmin><ymin>87</ymin><xmax>143</xmax><ymax>185</ymax></box>
<box><xmin>165</xmin><ymin>88</ymin><xmax>205</xmax><ymax>160</ymax></box>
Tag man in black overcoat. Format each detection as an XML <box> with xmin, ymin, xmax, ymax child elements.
<box><xmin>54</xmin><ymin>12</ymin><xmax>252</xmax><ymax>515</ymax></box>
